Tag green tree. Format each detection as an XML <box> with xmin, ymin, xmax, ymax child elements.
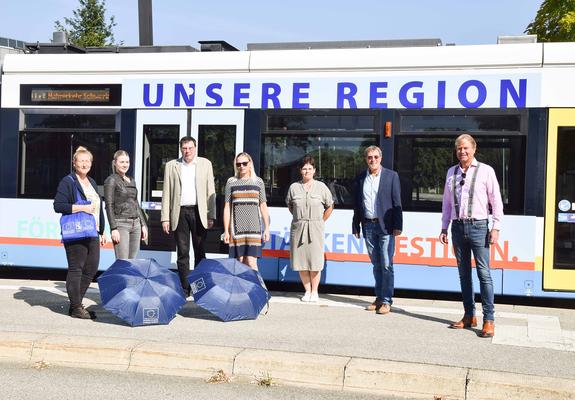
<box><xmin>525</xmin><ymin>0</ymin><xmax>575</xmax><ymax>42</ymax></box>
<box><xmin>54</xmin><ymin>0</ymin><xmax>118</xmax><ymax>47</ymax></box>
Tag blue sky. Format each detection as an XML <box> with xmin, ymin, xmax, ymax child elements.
<box><xmin>1</xmin><ymin>0</ymin><xmax>544</xmax><ymax>49</ymax></box>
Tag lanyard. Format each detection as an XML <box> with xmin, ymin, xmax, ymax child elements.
<box><xmin>453</xmin><ymin>163</ymin><xmax>481</xmax><ymax>219</ymax></box>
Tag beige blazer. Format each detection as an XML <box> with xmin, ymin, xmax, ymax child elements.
<box><xmin>161</xmin><ymin>157</ymin><xmax>216</xmax><ymax>231</ymax></box>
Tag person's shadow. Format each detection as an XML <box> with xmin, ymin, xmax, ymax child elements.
<box><xmin>390</xmin><ymin>306</ymin><xmax>454</xmax><ymax>326</ymax></box>
<box><xmin>11</xmin><ymin>283</ymin><xmax>128</xmax><ymax>326</ymax></box>
<box><xmin>316</xmin><ymin>293</ymin><xmax>456</xmax><ymax>327</ymax></box>
<box><xmin>12</xmin><ymin>285</ymin><xmax>70</xmax><ymax>316</ymax></box>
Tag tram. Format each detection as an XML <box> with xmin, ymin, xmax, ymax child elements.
<box><xmin>1</xmin><ymin>40</ymin><xmax>574</xmax><ymax>299</ymax></box>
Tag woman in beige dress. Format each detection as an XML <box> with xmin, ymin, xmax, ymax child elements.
<box><xmin>286</xmin><ymin>155</ymin><xmax>334</xmax><ymax>302</ymax></box>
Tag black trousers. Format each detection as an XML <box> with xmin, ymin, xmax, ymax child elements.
<box><xmin>63</xmin><ymin>237</ymin><xmax>100</xmax><ymax>309</ymax></box>
<box><xmin>173</xmin><ymin>206</ymin><xmax>206</xmax><ymax>295</ymax></box>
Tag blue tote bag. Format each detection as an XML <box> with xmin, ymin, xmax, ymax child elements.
<box><xmin>60</xmin><ymin>178</ymin><xmax>99</xmax><ymax>242</ymax></box>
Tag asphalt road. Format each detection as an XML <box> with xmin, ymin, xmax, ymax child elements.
<box><xmin>0</xmin><ymin>361</ymin><xmax>409</xmax><ymax>400</ymax></box>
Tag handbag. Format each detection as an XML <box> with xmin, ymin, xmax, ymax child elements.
<box><xmin>60</xmin><ymin>177</ymin><xmax>99</xmax><ymax>242</ymax></box>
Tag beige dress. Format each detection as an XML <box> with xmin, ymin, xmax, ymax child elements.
<box><xmin>286</xmin><ymin>181</ymin><xmax>334</xmax><ymax>271</ymax></box>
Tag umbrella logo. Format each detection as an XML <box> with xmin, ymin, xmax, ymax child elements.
<box><xmin>191</xmin><ymin>278</ymin><xmax>206</xmax><ymax>294</ymax></box>
<box><xmin>143</xmin><ymin>307</ymin><xmax>159</xmax><ymax>324</ymax></box>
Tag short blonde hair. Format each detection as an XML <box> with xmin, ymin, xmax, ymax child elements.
<box><xmin>73</xmin><ymin>146</ymin><xmax>93</xmax><ymax>162</ymax></box>
<box><xmin>454</xmin><ymin>134</ymin><xmax>477</xmax><ymax>149</ymax></box>
<box><xmin>234</xmin><ymin>152</ymin><xmax>257</xmax><ymax>179</ymax></box>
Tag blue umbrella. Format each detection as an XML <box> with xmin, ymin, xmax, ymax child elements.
<box><xmin>98</xmin><ymin>258</ymin><xmax>186</xmax><ymax>327</ymax></box>
<box><xmin>188</xmin><ymin>258</ymin><xmax>270</xmax><ymax>322</ymax></box>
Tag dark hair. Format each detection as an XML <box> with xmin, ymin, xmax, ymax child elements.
<box><xmin>179</xmin><ymin>136</ymin><xmax>197</xmax><ymax>147</ymax></box>
<box><xmin>299</xmin><ymin>155</ymin><xmax>315</xmax><ymax>169</ymax></box>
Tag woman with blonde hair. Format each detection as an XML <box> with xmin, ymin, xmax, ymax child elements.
<box><xmin>104</xmin><ymin>150</ymin><xmax>148</xmax><ymax>259</ymax></box>
<box><xmin>54</xmin><ymin>146</ymin><xmax>107</xmax><ymax>319</ymax></box>
<box><xmin>223</xmin><ymin>152</ymin><xmax>270</xmax><ymax>269</ymax></box>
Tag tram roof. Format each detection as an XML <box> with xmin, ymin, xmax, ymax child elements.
<box><xmin>2</xmin><ymin>42</ymin><xmax>575</xmax><ymax>75</ymax></box>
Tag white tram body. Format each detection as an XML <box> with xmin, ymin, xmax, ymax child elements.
<box><xmin>1</xmin><ymin>42</ymin><xmax>575</xmax><ymax>298</ymax></box>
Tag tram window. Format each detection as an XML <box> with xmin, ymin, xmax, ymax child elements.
<box><xmin>268</xmin><ymin>114</ymin><xmax>375</xmax><ymax>132</ymax></box>
<box><xmin>19</xmin><ymin>132</ymin><xmax>118</xmax><ymax>198</ymax></box>
<box><xmin>553</xmin><ymin>127</ymin><xmax>575</xmax><ymax>270</ymax></box>
<box><xmin>73</xmin><ymin>132</ymin><xmax>119</xmax><ymax>184</ymax></box>
<box><xmin>400</xmin><ymin>114</ymin><xmax>522</xmax><ymax>133</ymax></box>
<box><xmin>395</xmin><ymin>136</ymin><xmax>525</xmax><ymax>214</ymax></box>
<box><xmin>19</xmin><ymin>132</ymin><xmax>70</xmax><ymax>198</ymax></box>
<box><xmin>24</xmin><ymin>114</ymin><xmax>116</xmax><ymax>130</ymax></box>
<box><xmin>261</xmin><ymin>135</ymin><xmax>377</xmax><ymax>208</ymax></box>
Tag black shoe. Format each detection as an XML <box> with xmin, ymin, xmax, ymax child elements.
<box><xmin>69</xmin><ymin>307</ymin><xmax>91</xmax><ymax>319</ymax></box>
<box><xmin>68</xmin><ymin>305</ymin><xmax>96</xmax><ymax>320</ymax></box>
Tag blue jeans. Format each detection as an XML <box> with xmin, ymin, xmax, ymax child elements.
<box><xmin>363</xmin><ymin>221</ymin><xmax>395</xmax><ymax>305</ymax></box>
<box><xmin>451</xmin><ymin>219</ymin><xmax>494</xmax><ymax>321</ymax></box>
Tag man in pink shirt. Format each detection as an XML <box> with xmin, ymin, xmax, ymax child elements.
<box><xmin>439</xmin><ymin>134</ymin><xmax>503</xmax><ymax>338</ymax></box>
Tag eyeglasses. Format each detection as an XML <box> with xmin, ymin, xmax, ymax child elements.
<box><xmin>236</xmin><ymin>161</ymin><xmax>249</xmax><ymax>167</ymax></box>
<box><xmin>460</xmin><ymin>172</ymin><xmax>466</xmax><ymax>186</ymax></box>
<box><xmin>367</xmin><ymin>155</ymin><xmax>380</xmax><ymax>160</ymax></box>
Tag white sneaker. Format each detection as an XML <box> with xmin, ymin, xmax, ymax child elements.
<box><xmin>301</xmin><ymin>292</ymin><xmax>311</xmax><ymax>302</ymax></box>
<box><xmin>309</xmin><ymin>293</ymin><xmax>319</xmax><ymax>302</ymax></box>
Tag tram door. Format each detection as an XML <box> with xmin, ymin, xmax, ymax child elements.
<box><xmin>543</xmin><ymin>109</ymin><xmax>575</xmax><ymax>291</ymax></box>
<box><xmin>191</xmin><ymin>110</ymin><xmax>244</xmax><ymax>255</ymax></box>
<box><xmin>137</xmin><ymin>110</ymin><xmax>187</xmax><ymax>254</ymax></box>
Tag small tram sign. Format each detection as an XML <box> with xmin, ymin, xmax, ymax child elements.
<box><xmin>20</xmin><ymin>84</ymin><xmax>121</xmax><ymax>106</ymax></box>
<box><xmin>31</xmin><ymin>88</ymin><xmax>109</xmax><ymax>102</ymax></box>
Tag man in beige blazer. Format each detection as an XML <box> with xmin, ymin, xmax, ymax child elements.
<box><xmin>161</xmin><ymin>137</ymin><xmax>216</xmax><ymax>296</ymax></box>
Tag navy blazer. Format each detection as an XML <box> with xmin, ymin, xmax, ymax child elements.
<box><xmin>352</xmin><ymin>168</ymin><xmax>403</xmax><ymax>236</ymax></box>
<box><xmin>53</xmin><ymin>173</ymin><xmax>105</xmax><ymax>235</ymax></box>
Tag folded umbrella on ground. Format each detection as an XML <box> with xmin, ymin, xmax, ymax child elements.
<box><xmin>188</xmin><ymin>258</ymin><xmax>270</xmax><ymax>322</ymax></box>
<box><xmin>98</xmin><ymin>258</ymin><xmax>186</xmax><ymax>327</ymax></box>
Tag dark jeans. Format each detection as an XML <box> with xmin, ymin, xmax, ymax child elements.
<box><xmin>173</xmin><ymin>206</ymin><xmax>206</xmax><ymax>295</ymax></box>
<box><xmin>362</xmin><ymin>221</ymin><xmax>395</xmax><ymax>305</ymax></box>
<box><xmin>64</xmin><ymin>237</ymin><xmax>100</xmax><ymax>309</ymax></box>
<box><xmin>451</xmin><ymin>219</ymin><xmax>494</xmax><ymax>321</ymax></box>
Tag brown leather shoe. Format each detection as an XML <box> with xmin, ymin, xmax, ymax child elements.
<box><xmin>449</xmin><ymin>315</ymin><xmax>477</xmax><ymax>329</ymax></box>
<box><xmin>376</xmin><ymin>304</ymin><xmax>391</xmax><ymax>315</ymax></box>
<box><xmin>479</xmin><ymin>320</ymin><xmax>495</xmax><ymax>338</ymax></box>
<box><xmin>365</xmin><ymin>300</ymin><xmax>382</xmax><ymax>311</ymax></box>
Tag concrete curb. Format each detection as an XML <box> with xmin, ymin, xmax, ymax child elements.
<box><xmin>2</xmin><ymin>331</ymin><xmax>575</xmax><ymax>400</ymax></box>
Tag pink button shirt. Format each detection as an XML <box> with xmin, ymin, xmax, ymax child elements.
<box><xmin>441</xmin><ymin>158</ymin><xmax>504</xmax><ymax>230</ymax></box>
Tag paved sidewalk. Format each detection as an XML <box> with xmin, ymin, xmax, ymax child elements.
<box><xmin>1</xmin><ymin>278</ymin><xmax>575</xmax><ymax>399</ymax></box>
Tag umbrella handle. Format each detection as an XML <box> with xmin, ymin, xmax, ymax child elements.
<box><xmin>262</xmin><ymin>301</ymin><xmax>270</xmax><ymax>316</ymax></box>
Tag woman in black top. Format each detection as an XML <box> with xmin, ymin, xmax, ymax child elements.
<box><xmin>53</xmin><ymin>146</ymin><xmax>107</xmax><ymax>319</ymax></box>
<box><xmin>104</xmin><ymin>150</ymin><xmax>148</xmax><ymax>259</ymax></box>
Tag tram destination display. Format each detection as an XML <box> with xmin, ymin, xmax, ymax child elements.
<box><xmin>20</xmin><ymin>84</ymin><xmax>121</xmax><ymax>106</ymax></box>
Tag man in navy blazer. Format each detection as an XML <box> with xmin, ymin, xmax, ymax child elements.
<box><xmin>352</xmin><ymin>145</ymin><xmax>403</xmax><ymax>315</ymax></box>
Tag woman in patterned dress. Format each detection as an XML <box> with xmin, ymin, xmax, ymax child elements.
<box><xmin>286</xmin><ymin>155</ymin><xmax>334</xmax><ymax>302</ymax></box>
<box><xmin>223</xmin><ymin>152</ymin><xmax>270</xmax><ymax>270</ymax></box>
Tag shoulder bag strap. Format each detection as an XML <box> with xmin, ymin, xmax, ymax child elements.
<box><xmin>467</xmin><ymin>163</ymin><xmax>481</xmax><ymax>218</ymax></box>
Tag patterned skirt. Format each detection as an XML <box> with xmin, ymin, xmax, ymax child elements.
<box><xmin>229</xmin><ymin>235</ymin><xmax>262</xmax><ymax>258</ymax></box>
<box><xmin>229</xmin><ymin>187</ymin><xmax>262</xmax><ymax>258</ymax></box>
